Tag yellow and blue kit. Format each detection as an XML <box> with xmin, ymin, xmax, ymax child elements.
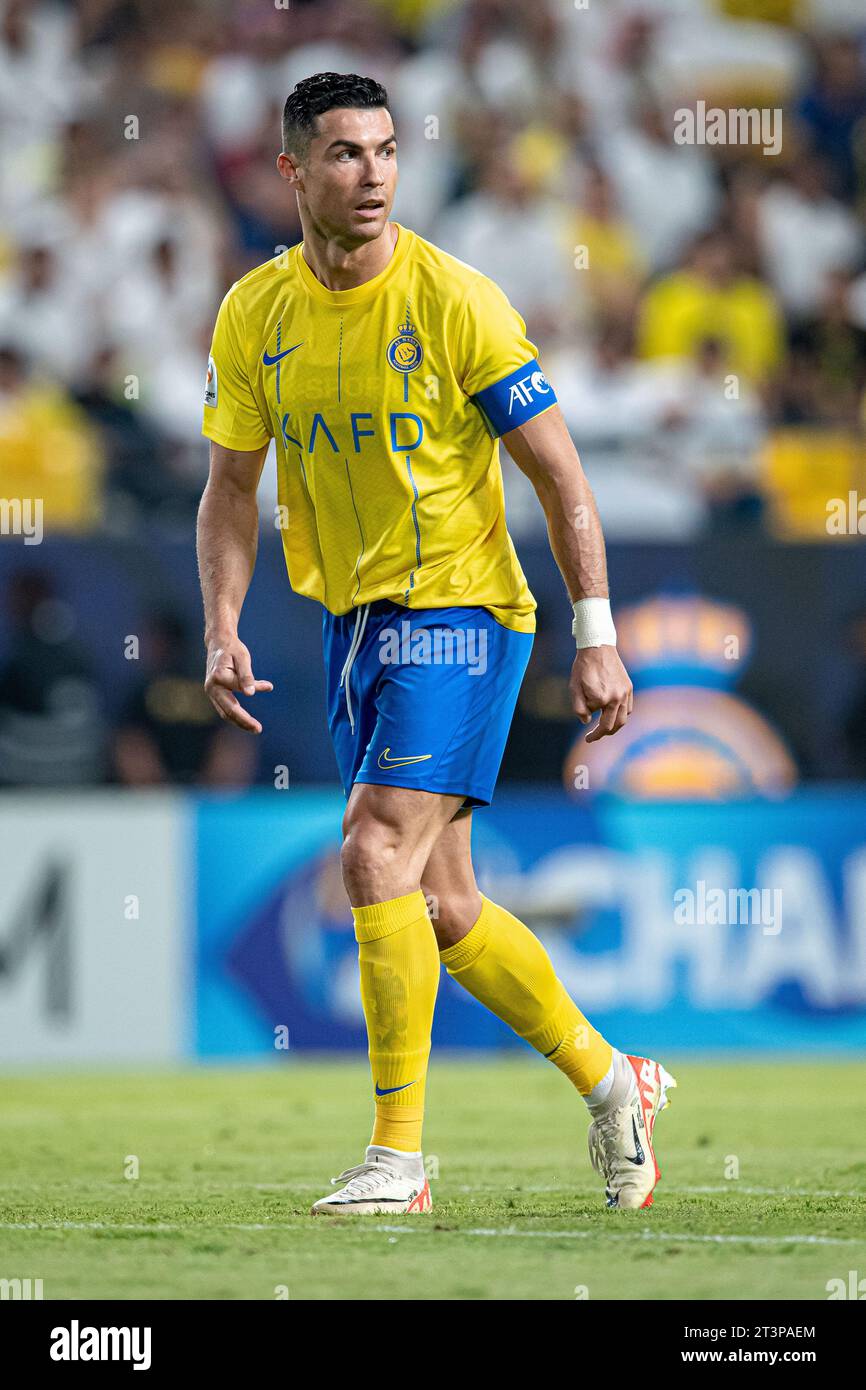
<box><xmin>202</xmin><ymin>222</ymin><xmax>557</xmax><ymax>804</ymax></box>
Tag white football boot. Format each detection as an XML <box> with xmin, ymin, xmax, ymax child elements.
<box><xmin>310</xmin><ymin>1145</ymin><xmax>432</xmax><ymax>1216</ymax></box>
<box><xmin>588</xmin><ymin>1054</ymin><xmax>677</xmax><ymax>1209</ymax></box>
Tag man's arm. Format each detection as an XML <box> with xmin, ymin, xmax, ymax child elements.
<box><xmin>197</xmin><ymin>440</ymin><xmax>273</xmax><ymax>734</ymax></box>
<box><xmin>502</xmin><ymin>403</ymin><xmax>633</xmax><ymax>743</ymax></box>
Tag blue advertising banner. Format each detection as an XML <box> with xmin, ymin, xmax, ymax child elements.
<box><xmin>195</xmin><ymin>789</ymin><xmax>866</xmax><ymax>1056</ymax></box>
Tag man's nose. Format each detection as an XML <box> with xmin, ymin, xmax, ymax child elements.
<box><xmin>360</xmin><ymin>156</ymin><xmax>384</xmax><ymax>185</ymax></box>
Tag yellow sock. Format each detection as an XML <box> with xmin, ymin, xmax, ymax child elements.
<box><xmin>439</xmin><ymin>895</ymin><xmax>612</xmax><ymax>1093</ymax></box>
<box><xmin>353</xmin><ymin>890</ymin><xmax>440</xmax><ymax>1151</ymax></box>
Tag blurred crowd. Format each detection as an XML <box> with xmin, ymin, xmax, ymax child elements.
<box><xmin>0</xmin><ymin>567</ymin><xmax>256</xmax><ymax>787</ymax></box>
<box><xmin>0</xmin><ymin>0</ymin><xmax>865</xmax><ymax>542</ymax></box>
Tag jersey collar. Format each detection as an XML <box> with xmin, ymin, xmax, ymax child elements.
<box><xmin>295</xmin><ymin>222</ymin><xmax>411</xmax><ymax>306</ymax></box>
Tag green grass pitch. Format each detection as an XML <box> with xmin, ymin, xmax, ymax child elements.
<box><xmin>1</xmin><ymin>1059</ymin><xmax>864</xmax><ymax>1301</ymax></box>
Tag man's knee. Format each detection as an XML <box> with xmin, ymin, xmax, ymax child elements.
<box><xmin>340</xmin><ymin>813</ymin><xmax>406</xmax><ymax>895</ymax></box>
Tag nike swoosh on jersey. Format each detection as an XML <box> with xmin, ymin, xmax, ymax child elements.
<box><xmin>377</xmin><ymin>747</ymin><xmax>433</xmax><ymax>769</ymax></box>
<box><xmin>262</xmin><ymin>341</ymin><xmax>304</xmax><ymax>365</ymax></box>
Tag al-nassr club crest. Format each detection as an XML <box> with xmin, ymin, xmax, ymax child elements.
<box><xmin>386</xmin><ymin>313</ymin><xmax>423</xmax><ymax>374</ymax></box>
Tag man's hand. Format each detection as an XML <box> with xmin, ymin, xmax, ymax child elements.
<box><xmin>569</xmin><ymin>645</ymin><xmax>633</xmax><ymax>743</ymax></box>
<box><xmin>204</xmin><ymin>636</ymin><xmax>273</xmax><ymax>734</ymax></box>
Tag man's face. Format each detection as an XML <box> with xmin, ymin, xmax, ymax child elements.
<box><xmin>280</xmin><ymin>106</ymin><xmax>397</xmax><ymax>243</ymax></box>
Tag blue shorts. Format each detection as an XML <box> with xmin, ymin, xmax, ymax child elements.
<box><xmin>323</xmin><ymin>601</ymin><xmax>533</xmax><ymax>808</ymax></box>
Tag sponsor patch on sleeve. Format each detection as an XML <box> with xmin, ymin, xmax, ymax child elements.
<box><xmin>204</xmin><ymin>355</ymin><xmax>218</xmax><ymax>408</ymax></box>
<box><xmin>471</xmin><ymin>360</ymin><xmax>556</xmax><ymax>437</ymax></box>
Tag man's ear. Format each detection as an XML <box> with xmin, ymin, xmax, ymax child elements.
<box><xmin>276</xmin><ymin>152</ymin><xmax>301</xmax><ymax>186</ymax></box>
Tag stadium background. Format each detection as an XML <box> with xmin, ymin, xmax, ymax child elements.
<box><xmin>1</xmin><ymin>0</ymin><xmax>866</xmax><ymax>1070</ymax></box>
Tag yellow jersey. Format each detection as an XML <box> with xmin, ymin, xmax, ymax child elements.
<box><xmin>202</xmin><ymin>222</ymin><xmax>558</xmax><ymax>632</ymax></box>
<box><xmin>637</xmin><ymin>270</ymin><xmax>783</xmax><ymax>382</ymax></box>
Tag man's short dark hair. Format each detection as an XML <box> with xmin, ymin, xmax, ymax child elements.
<box><xmin>282</xmin><ymin>72</ymin><xmax>390</xmax><ymax>162</ymax></box>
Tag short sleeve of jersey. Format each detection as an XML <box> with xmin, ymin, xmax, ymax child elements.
<box><xmin>453</xmin><ymin>273</ymin><xmax>557</xmax><ymax>438</ymax></box>
<box><xmin>201</xmin><ymin>290</ymin><xmax>272</xmax><ymax>451</ymax></box>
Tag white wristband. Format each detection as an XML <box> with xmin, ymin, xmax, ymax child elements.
<box><xmin>572</xmin><ymin>597</ymin><xmax>616</xmax><ymax>649</ymax></box>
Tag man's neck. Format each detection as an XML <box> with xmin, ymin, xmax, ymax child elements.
<box><xmin>301</xmin><ymin>221</ymin><xmax>398</xmax><ymax>292</ymax></box>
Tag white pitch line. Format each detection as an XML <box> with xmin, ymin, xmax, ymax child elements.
<box><xmin>675</xmin><ymin>1186</ymin><xmax>854</xmax><ymax>1198</ymax></box>
<box><xmin>0</xmin><ymin>1220</ymin><xmax>861</xmax><ymax>1247</ymax></box>
<box><xmin>0</xmin><ymin>1182</ymin><xmax>859</xmax><ymax>1199</ymax></box>
<box><xmin>375</xmin><ymin>1225</ymin><xmax>862</xmax><ymax>1248</ymax></box>
<box><xmin>453</xmin><ymin>1185</ymin><xmax>857</xmax><ymax>1198</ymax></box>
<box><xmin>0</xmin><ymin>1221</ymin><xmax>280</xmax><ymax>1233</ymax></box>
